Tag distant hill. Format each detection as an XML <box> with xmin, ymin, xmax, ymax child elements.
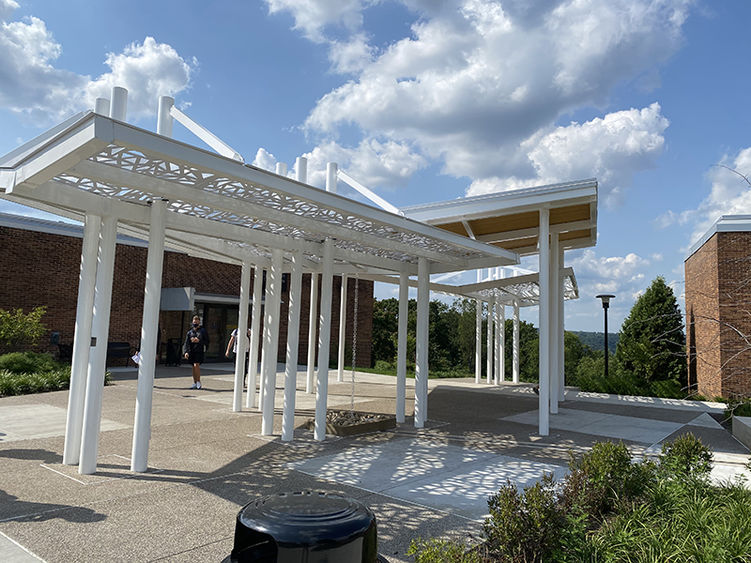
<box><xmin>571</xmin><ymin>331</ymin><xmax>620</xmax><ymax>353</ymax></box>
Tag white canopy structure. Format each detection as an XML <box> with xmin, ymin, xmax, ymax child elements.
<box><xmin>0</xmin><ymin>88</ymin><xmax>598</xmax><ymax>475</ymax></box>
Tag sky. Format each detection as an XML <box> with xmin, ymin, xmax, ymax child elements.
<box><xmin>1</xmin><ymin>0</ymin><xmax>750</xmax><ymax>332</ymax></box>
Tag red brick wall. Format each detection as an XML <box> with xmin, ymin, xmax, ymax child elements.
<box><xmin>0</xmin><ymin>225</ymin><xmax>373</xmax><ymax>367</ymax></box>
<box><xmin>717</xmin><ymin>232</ymin><xmax>751</xmax><ymax>397</ymax></box>
<box><xmin>685</xmin><ymin>231</ymin><xmax>751</xmax><ymax>398</ymax></box>
<box><xmin>685</xmin><ymin>234</ymin><xmax>721</xmax><ymax>398</ymax></box>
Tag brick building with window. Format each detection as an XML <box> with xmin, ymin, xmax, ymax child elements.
<box><xmin>0</xmin><ymin>212</ymin><xmax>373</xmax><ymax>367</ymax></box>
<box><xmin>685</xmin><ymin>215</ymin><xmax>751</xmax><ymax>398</ymax></box>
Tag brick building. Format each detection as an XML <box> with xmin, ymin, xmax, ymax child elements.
<box><xmin>0</xmin><ymin>212</ymin><xmax>373</xmax><ymax>367</ymax></box>
<box><xmin>685</xmin><ymin>215</ymin><xmax>751</xmax><ymax>398</ymax></box>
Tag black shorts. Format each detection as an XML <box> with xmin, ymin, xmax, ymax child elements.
<box><xmin>187</xmin><ymin>351</ymin><xmax>204</xmax><ymax>365</ymax></box>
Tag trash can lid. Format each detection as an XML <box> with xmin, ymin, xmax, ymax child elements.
<box><xmin>237</xmin><ymin>491</ymin><xmax>375</xmax><ymax>546</ymax></box>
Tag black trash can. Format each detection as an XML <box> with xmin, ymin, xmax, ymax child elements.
<box><xmin>225</xmin><ymin>491</ymin><xmax>380</xmax><ymax>563</ymax></box>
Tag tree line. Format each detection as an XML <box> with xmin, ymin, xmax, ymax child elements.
<box><xmin>372</xmin><ymin>277</ymin><xmax>689</xmax><ymax>398</ymax></box>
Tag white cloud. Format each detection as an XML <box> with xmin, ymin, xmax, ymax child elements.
<box><xmin>279</xmin><ymin>0</ymin><xmax>690</xmax><ymax>200</ymax></box>
<box><xmin>467</xmin><ymin>104</ymin><xmax>668</xmax><ymax>204</ymax></box>
<box><xmin>0</xmin><ymin>0</ymin><xmax>19</xmax><ymax>20</ymax></box>
<box><xmin>253</xmin><ymin>139</ymin><xmax>427</xmax><ymax>191</ymax></box>
<box><xmin>83</xmin><ymin>37</ymin><xmax>195</xmax><ymax>120</ymax></box>
<box><xmin>265</xmin><ymin>0</ymin><xmax>367</xmax><ymax>43</ymax></box>
<box><xmin>659</xmin><ymin>147</ymin><xmax>751</xmax><ymax>244</ymax></box>
<box><xmin>0</xmin><ymin>5</ymin><xmax>194</xmax><ymax>123</ymax></box>
<box><xmin>329</xmin><ymin>33</ymin><xmax>374</xmax><ymax>74</ymax></box>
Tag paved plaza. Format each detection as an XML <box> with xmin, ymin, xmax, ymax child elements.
<box><xmin>1</xmin><ymin>365</ymin><xmax>749</xmax><ymax>562</ymax></box>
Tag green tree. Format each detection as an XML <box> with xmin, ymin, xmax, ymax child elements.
<box><xmin>371</xmin><ymin>298</ymin><xmax>399</xmax><ymax>366</ymax></box>
<box><xmin>616</xmin><ymin>277</ymin><xmax>687</xmax><ymax>388</ymax></box>
<box><xmin>0</xmin><ymin>306</ymin><xmax>47</xmax><ymax>352</ymax></box>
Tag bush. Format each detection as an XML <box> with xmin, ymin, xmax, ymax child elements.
<box><xmin>0</xmin><ymin>306</ymin><xmax>47</xmax><ymax>350</ymax></box>
<box><xmin>659</xmin><ymin>433</ymin><xmax>713</xmax><ymax>479</ymax></box>
<box><xmin>565</xmin><ymin>441</ymin><xmax>655</xmax><ymax>518</ymax></box>
<box><xmin>0</xmin><ymin>351</ymin><xmax>59</xmax><ymax>374</ymax></box>
<box><xmin>406</xmin><ymin>538</ymin><xmax>481</xmax><ymax>563</ymax></box>
<box><xmin>483</xmin><ymin>474</ymin><xmax>564</xmax><ymax>562</ymax></box>
<box><xmin>0</xmin><ymin>351</ymin><xmax>111</xmax><ymax>397</ymax></box>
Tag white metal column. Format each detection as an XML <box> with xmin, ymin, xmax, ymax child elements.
<box><xmin>79</xmin><ymin>215</ymin><xmax>118</xmax><ymax>475</ymax></box>
<box><xmin>499</xmin><ymin>303</ymin><xmax>506</xmax><ymax>383</ymax></box>
<box><xmin>538</xmin><ymin>208</ymin><xmax>550</xmax><ymax>436</ymax></box>
<box><xmin>512</xmin><ymin>299</ymin><xmax>520</xmax><ymax>384</ymax></box>
<box><xmin>337</xmin><ymin>275</ymin><xmax>348</xmax><ymax>382</ymax></box>
<box><xmin>131</xmin><ymin>198</ymin><xmax>167</xmax><ymax>472</ymax></box>
<box><xmin>558</xmin><ymin>245</ymin><xmax>566</xmax><ymax>402</ymax></box>
<box><xmin>63</xmin><ymin>213</ymin><xmax>101</xmax><ymax>465</ymax></box>
<box><xmin>282</xmin><ymin>250</ymin><xmax>304</xmax><ymax>442</ymax></box>
<box><xmin>246</xmin><ymin>266</ymin><xmax>263</xmax><ymax>409</ymax></box>
<box><xmin>494</xmin><ymin>297</ymin><xmax>502</xmax><ymax>385</ymax></box>
<box><xmin>475</xmin><ymin>299</ymin><xmax>482</xmax><ymax>384</ymax></box>
<box><xmin>306</xmin><ymin>273</ymin><xmax>319</xmax><ymax>394</ymax></box>
<box><xmin>396</xmin><ymin>270</ymin><xmax>409</xmax><ymax>423</ymax></box>
<box><xmin>549</xmin><ymin>233</ymin><xmax>560</xmax><ymax>415</ymax></box>
<box><xmin>233</xmin><ymin>260</ymin><xmax>251</xmax><ymax>412</ymax></box>
<box><xmin>486</xmin><ymin>300</ymin><xmax>493</xmax><ymax>384</ymax></box>
<box><xmin>415</xmin><ymin>257</ymin><xmax>430</xmax><ymax>428</ymax></box>
<box><xmin>261</xmin><ymin>249</ymin><xmax>284</xmax><ymax>435</ymax></box>
<box><xmin>314</xmin><ymin>239</ymin><xmax>334</xmax><ymax>441</ymax></box>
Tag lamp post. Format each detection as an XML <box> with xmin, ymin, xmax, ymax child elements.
<box><xmin>596</xmin><ymin>294</ymin><xmax>615</xmax><ymax>378</ymax></box>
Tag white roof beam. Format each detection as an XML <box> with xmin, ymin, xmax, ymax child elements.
<box><xmin>68</xmin><ymin>160</ymin><xmax>466</xmax><ymax>267</ymax></box>
<box><xmin>169</xmin><ymin>106</ymin><xmax>244</xmax><ymax>163</ymax></box>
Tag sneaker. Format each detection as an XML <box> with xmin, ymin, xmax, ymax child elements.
<box><xmin>190</xmin><ymin>382</ymin><xmax>198</xmax><ymax>390</ymax></box>
<box><xmin>196</xmin><ymin>381</ymin><xmax>202</xmax><ymax>390</ymax></box>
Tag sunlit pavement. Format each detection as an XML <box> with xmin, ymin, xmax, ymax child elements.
<box><xmin>0</xmin><ymin>364</ymin><xmax>748</xmax><ymax>562</ymax></box>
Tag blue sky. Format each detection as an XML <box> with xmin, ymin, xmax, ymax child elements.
<box><xmin>1</xmin><ymin>0</ymin><xmax>750</xmax><ymax>332</ymax></box>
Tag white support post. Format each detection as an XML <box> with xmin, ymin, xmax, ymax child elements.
<box><xmin>494</xmin><ymin>297</ymin><xmax>502</xmax><ymax>385</ymax></box>
<box><xmin>261</xmin><ymin>249</ymin><xmax>284</xmax><ymax>435</ymax></box>
<box><xmin>94</xmin><ymin>98</ymin><xmax>110</xmax><ymax>116</ymax></box>
<box><xmin>157</xmin><ymin>96</ymin><xmax>174</xmax><ymax>137</ymax></box>
<box><xmin>499</xmin><ymin>303</ymin><xmax>506</xmax><ymax>383</ymax></box>
<box><xmin>233</xmin><ymin>260</ymin><xmax>251</xmax><ymax>412</ymax></box>
<box><xmin>131</xmin><ymin>199</ymin><xmax>167</xmax><ymax>472</ymax></box>
<box><xmin>486</xmin><ymin>300</ymin><xmax>493</xmax><ymax>384</ymax></box>
<box><xmin>314</xmin><ymin>239</ymin><xmax>335</xmax><ymax>441</ymax></box>
<box><xmin>558</xmin><ymin>245</ymin><xmax>566</xmax><ymax>402</ymax></box>
<box><xmin>396</xmin><ymin>270</ymin><xmax>409</xmax><ymax>423</ymax></box>
<box><xmin>275</xmin><ymin>162</ymin><xmax>288</xmax><ymax>177</ymax></box>
<box><xmin>512</xmin><ymin>299</ymin><xmax>520</xmax><ymax>384</ymax></box>
<box><xmin>295</xmin><ymin>156</ymin><xmax>308</xmax><ymax>185</ymax></box>
<box><xmin>326</xmin><ymin>163</ymin><xmax>338</xmax><ymax>193</ymax></box>
<box><xmin>110</xmin><ymin>86</ymin><xmax>128</xmax><ymax>121</ymax></box>
<box><xmin>79</xmin><ymin>215</ymin><xmax>118</xmax><ymax>475</ymax></box>
<box><xmin>549</xmin><ymin>233</ymin><xmax>560</xmax><ymax>415</ymax></box>
<box><xmin>282</xmin><ymin>250</ymin><xmax>304</xmax><ymax>442</ymax></box>
<box><xmin>306</xmin><ymin>273</ymin><xmax>319</xmax><ymax>394</ymax></box>
<box><xmin>475</xmin><ymin>299</ymin><xmax>482</xmax><ymax>384</ymax></box>
<box><xmin>415</xmin><ymin>257</ymin><xmax>430</xmax><ymax>428</ymax></box>
<box><xmin>63</xmin><ymin>213</ymin><xmax>101</xmax><ymax>465</ymax></box>
<box><xmin>246</xmin><ymin>266</ymin><xmax>263</xmax><ymax>409</ymax></box>
<box><xmin>337</xmin><ymin>275</ymin><xmax>348</xmax><ymax>382</ymax></box>
<box><xmin>538</xmin><ymin>208</ymin><xmax>550</xmax><ymax>436</ymax></box>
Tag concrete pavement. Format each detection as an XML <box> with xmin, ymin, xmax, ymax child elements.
<box><xmin>0</xmin><ymin>364</ymin><xmax>748</xmax><ymax>562</ymax></box>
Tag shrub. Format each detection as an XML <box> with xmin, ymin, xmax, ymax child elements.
<box><xmin>0</xmin><ymin>351</ymin><xmax>111</xmax><ymax>397</ymax></box>
<box><xmin>483</xmin><ymin>474</ymin><xmax>564</xmax><ymax>562</ymax></box>
<box><xmin>0</xmin><ymin>306</ymin><xmax>47</xmax><ymax>350</ymax></box>
<box><xmin>659</xmin><ymin>433</ymin><xmax>713</xmax><ymax>479</ymax></box>
<box><xmin>406</xmin><ymin>538</ymin><xmax>481</xmax><ymax>563</ymax></box>
<box><xmin>0</xmin><ymin>351</ymin><xmax>59</xmax><ymax>374</ymax></box>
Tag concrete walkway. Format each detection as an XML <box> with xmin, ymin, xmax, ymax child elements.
<box><xmin>0</xmin><ymin>365</ymin><xmax>748</xmax><ymax>562</ymax></box>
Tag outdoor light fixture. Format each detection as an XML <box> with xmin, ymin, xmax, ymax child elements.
<box><xmin>596</xmin><ymin>294</ymin><xmax>615</xmax><ymax>378</ymax></box>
